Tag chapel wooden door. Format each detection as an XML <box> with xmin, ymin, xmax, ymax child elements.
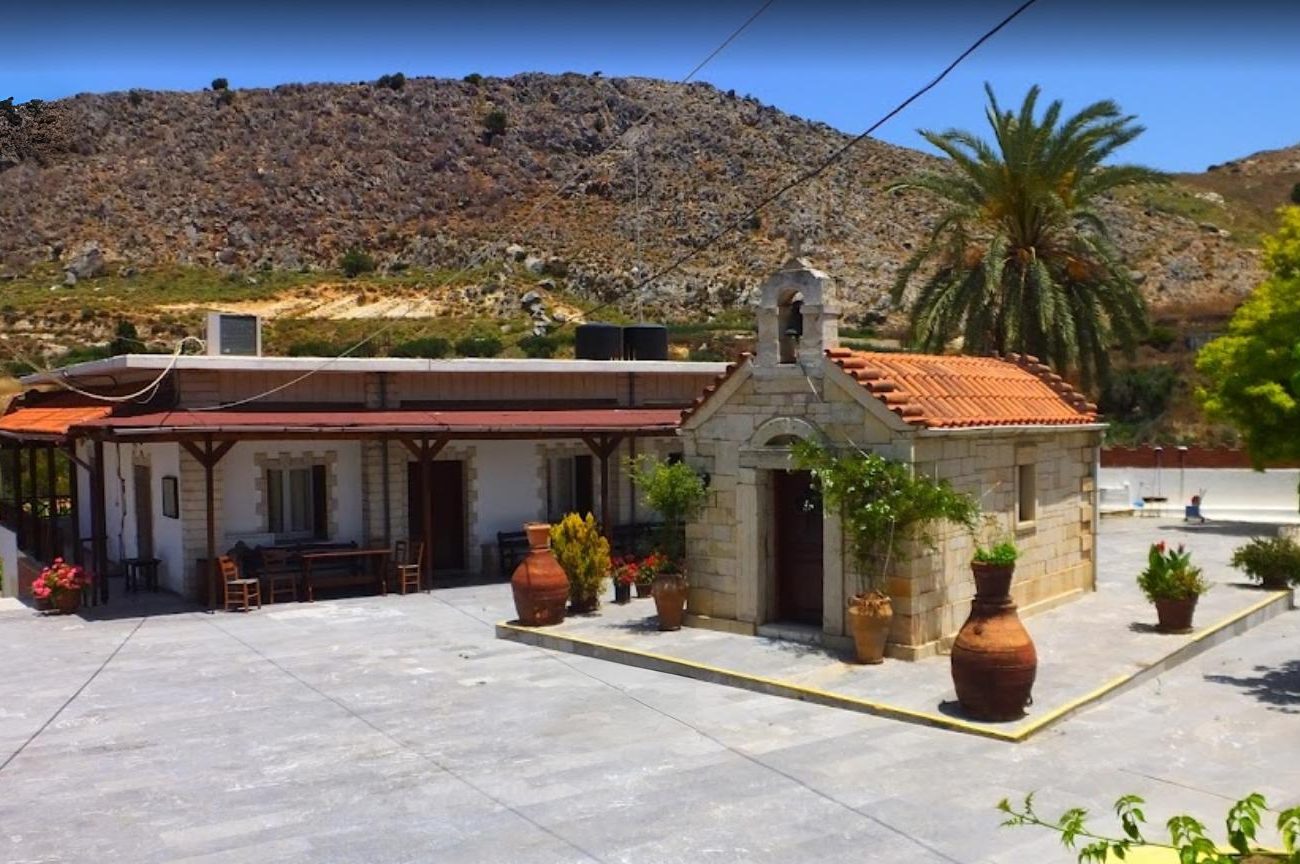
<box><xmin>774</xmin><ymin>469</ymin><xmax>823</xmax><ymax>625</ymax></box>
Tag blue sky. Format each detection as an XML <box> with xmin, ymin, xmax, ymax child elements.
<box><xmin>5</xmin><ymin>0</ymin><xmax>1298</xmax><ymax>172</ymax></box>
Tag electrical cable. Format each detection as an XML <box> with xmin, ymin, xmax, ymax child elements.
<box><xmin>572</xmin><ymin>0</ymin><xmax>1041</xmax><ymax>324</ymax></box>
<box><xmin>179</xmin><ymin>0</ymin><xmax>779</xmax><ymax>412</ymax></box>
<box><xmin>14</xmin><ymin>336</ymin><xmax>205</xmax><ymax>403</ymax></box>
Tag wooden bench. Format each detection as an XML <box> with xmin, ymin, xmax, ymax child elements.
<box><xmin>248</xmin><ymin>541</ymin><xmax>369</xmax><ymax>601</ymax></box>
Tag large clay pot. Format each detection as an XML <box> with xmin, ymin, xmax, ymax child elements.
<box><xmin>510</xmin><ymin>523</ymin><xmax>568</xmax><ymax>627</ymax></box>
<box><xmin>652</xmin><ymin>573</ymin><xmax>687</xmax><ymax>631</ymax></box>
<box><xmin>51</xmin><ymin>589</ymin><xmax>82</xmax><ymax>615</ymax></box>
<box><xmin>1154</xmin><ymin>596</ymin><xmax>1197</xmax><ymax>633</ymax></box>
<box><xmin>846</xmin><ymin>594</ymin><xmax>892</xmax><ymax>664</ymax></box>
<box><xmin>951</xmin><ymin>563</ymin><xmax>1037</xmax><ymax>721</ymax></box>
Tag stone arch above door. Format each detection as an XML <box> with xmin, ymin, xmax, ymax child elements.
<box><xmin>749</xmin><ymin>416</ymin><xmax>824</xmax><ymax>449</ymax></box>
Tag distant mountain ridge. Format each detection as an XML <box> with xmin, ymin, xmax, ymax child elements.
<box><xmin>0</xmin><ymin>73</ymin><xmax>1292</xmax><ymax>328</ymax></box>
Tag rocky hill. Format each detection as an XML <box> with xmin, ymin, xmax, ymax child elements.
<box><xmin>0</xmin><ymin>74</ymin><xmax>1291</xmax><ymax>353</ymax></box>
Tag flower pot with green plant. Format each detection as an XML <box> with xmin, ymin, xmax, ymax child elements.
<box><xmin>792</xmin><ymin>440</ymin><xmax>977</xmax><ymax>664</ymax></box>
<box><xmin>32</xmin><ymin>558</ymin><xmax>91</xmax><ymax>615</ymax></box>
<box><xmin>1230</xmin><ymin>535</ymin><xmax>1300</xmax><ymax>590</ymax></box>
<box><xmin>1137</xmin><ymin>541</ymin><xmax>1209</xmax><ymax>633</ymax></box>
<box><xmin>627</xmin><ymin>456</ymin><xmax>708</xmax><ymax>631</ymax></box>
<box><xmin>549</xmin><ymin>513</ymin><xmax>611</xmax><ymax>614</ymax></box>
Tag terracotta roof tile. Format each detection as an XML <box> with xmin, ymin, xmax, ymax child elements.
<box><xmin>825</xmin><ymin>348</ymin><xmax>1098</xmax><ymax>428</ymax></box>
<box><xmin>0</xmin><ymin>405</ymin><xmax>112</xmax><ymax>439</ymax></box>
<box><xmin>679</xmin><ymin>354</ymin><xmax>751</xmax><ymax>424</ymax></box>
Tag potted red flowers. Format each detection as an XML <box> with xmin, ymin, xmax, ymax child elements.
<box><xmin>33</xmin><ymin>558</ymin><xmax>91</xmax><ymax>615</ymax></box>
<box><xmin>612</xmin><ymin>556</ymin><xmax>637</xmax><ymax>604</ymax></box>
<box><xmin>1137</xmin><ymin>541</ymin><xmax>1209</xmax><ymax>633</ymax></box>
<box><xmin>635</xmin><ymin>552</ymin><xmax>665</xmax><ymax>598</ymax></box>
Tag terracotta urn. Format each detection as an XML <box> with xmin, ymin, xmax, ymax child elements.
<box><xmin>1154</xmin><ymin>596</ymin><xmax>1197</xmax><ymax>633</ymax></box>
<box><xmin>950</xmin><ymin>563</ymin><xmax>1038</xmax><ymax>721</ymax></box>
<box><xmin>651</xmin><ymin>573</ymin><xmax>687</xmax><ymax>630</ymax></box>
<box><xmin>846</xmin><ymin>594</ymin><xmax>892</xmax><ymax>664</ymax></box>
<box><xmin>510</xmin><ymin>523</ymin><xmax>568</xmax><ymax>627</ymax></box>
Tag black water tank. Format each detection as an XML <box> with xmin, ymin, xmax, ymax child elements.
<box><xmin>575</xmin><ymin>323</ymin><xmax>623</xmax><ymax>360</ymax></box>
<box><xmin>622</xmin><ymin>324</ymin><xmax>669</xmax><ymax>361</ymax></box>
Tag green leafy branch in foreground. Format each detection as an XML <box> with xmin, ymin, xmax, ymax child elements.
<box><xmin>998</xmin><ymin>792</ymin><xmax>1300</xmax><ymax>863</ymax></box>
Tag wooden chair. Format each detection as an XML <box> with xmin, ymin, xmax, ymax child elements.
<box><xmin>220</xmin><ymin>555</ymin><xmax>262</xmax><ymax>612</ymax></box>
<box><xmin>394</xmin><ymin>540</ymin><xmax>424</xmax><ymax>594</ymax></box>
<box><xmin>259</xmin><ymin>548</ymin><xmax>298</xmax><ymax>604</ymax></box>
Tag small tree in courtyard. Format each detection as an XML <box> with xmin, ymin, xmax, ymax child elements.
<box><xmin>1197</xmin><ymin>206</ymin><xmax>1300</xmax><ymax>506</ymax></box>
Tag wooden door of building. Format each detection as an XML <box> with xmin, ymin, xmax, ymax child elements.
<box><xmin>773</xmin><ymin>469</ymin><xmax>823</xmax><ymax>625</ymax></box>
<box><xmin>133</xmin><ymin>464</ymin><xmax>153</xmax><ymax>559</ymax></box>
<box><xmin>407</xmin><ymin>460</ymin><xmax>467</xmax><ymax>572</ymax></box>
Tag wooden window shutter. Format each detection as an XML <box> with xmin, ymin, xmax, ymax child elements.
<box><xmin>311</xmin><ymin>464</ymin><xmax>328</xmax><ymax>539</ymax></box>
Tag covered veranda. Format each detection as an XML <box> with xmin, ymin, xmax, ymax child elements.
<box><xmin>0</xmin><ymin>404</ymin><xmax>112</xmax><ymax>603</ymax></box>
<box><xmin>64</xmin><ymin>406</ymin><xmax>683</xmax><ymax>609</ymax></box>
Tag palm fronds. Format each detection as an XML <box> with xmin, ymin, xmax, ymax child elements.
<box><xmin>893</xmin><ymin>84</ymin><xmax>1165</xmax><ymax>389</ymax></box>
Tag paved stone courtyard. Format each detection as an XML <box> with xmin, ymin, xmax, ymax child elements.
<box><xmin>498</xmin><ymin>517</ymin><xmax>1293</xmax><ymax>739</ymax></box>
<box><xmin>1</xmin><ymin>518</ymin><xmax>1297</xmax><ymax>863</ymax></box>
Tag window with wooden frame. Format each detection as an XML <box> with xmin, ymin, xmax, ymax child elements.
<box><xmin>266</xmin><ymin>464</ymin><xmax>328</xmax><ymax>540</ymax></box>
<box><xmin>1016</xmin><ymin>462</ymin><xmax>1037</xmax><ymax>525</ymax></box>
<box><xmin>546</xmin><ymin>454</ymin><xmax>593</xmax><ymax>522</ymax></box>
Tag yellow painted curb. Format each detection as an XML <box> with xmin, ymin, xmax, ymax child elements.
<box><xmin>497</xmin><ymin>588</ymin><xmax>1293</xmax><ymax>742</ymax></box>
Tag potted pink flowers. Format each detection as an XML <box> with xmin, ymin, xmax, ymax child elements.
<box><xmin>32</xmin><ymin>559</ymin><xmax>91</xmax><ymax>615</ymax></box>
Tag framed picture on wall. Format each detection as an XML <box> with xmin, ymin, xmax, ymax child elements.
<box><xmin>161</xmin><ymin>475</ymin><xmax>179</xmax><ymax>519</ymax></box>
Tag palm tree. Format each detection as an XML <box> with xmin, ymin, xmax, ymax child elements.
<box><xmin>890</xmin><ymin>85</ymin><xmax>1164</xmax><ymax>388</ymax></box>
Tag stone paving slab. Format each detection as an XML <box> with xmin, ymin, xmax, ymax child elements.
<box><xmin>1</xmin><ymin>517</ymin><xmax>1296</xmax><ymax>862</ymax></box>
<box><xmin>498</xmin><ymin>518</ymin><xmax>1296</xmax><ymax>740</ymax></box>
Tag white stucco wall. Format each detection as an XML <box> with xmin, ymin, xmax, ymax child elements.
<box><xmin>220</xmin><ymin>441</ymin><xmax>364</xmax><ymax>545</ymax></box>
<box><xmin>145</xmin><ymin>443</ymin><xmax>183</xmax><ymax>592</ymax></box>
<box><xmin>1099</xmin><ymin>466</ymin><xmax>1300</xmax><ymax>522</ymax></box>
<box><xmin>0</xmin><ymin>523</ymin><xmax>17</xmax><ymax>598</ymax></box>
<box><xmin>472</xmin><ymin>440</ymin><xmax>545</xmax><ymax>545</ymax></box>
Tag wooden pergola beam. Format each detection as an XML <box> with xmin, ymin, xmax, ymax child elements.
<box><xmin>180</xmin><ymin>436</ymin><xmax>235</xmax><ymax>610</ymax></box>
<box><xmin>582</xmin><ymin>434</ymin><xmax>624</xmax><ymax>538</ymax></box>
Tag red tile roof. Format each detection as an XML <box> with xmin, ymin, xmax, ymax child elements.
<box><xmin>679</xmin><ymin>354</ymin><xmax>751</xmax><ymax>424</ymax></box>
<box><xmin>826</xmin><ymin>349</ymin><xmax>1098</xmax><ymax>428</ymax></box>
<box><xmin>0</xmin><ymin>405</ymin><xmax>112</xmax><ymax>439</ymax></box>
<box><xmin>77</xmin><ymin>408</ymin><xmax>683</xmax><ymax>438</ymax></box>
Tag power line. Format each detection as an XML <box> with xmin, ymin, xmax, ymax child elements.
<box><xmin>574</xmin><ymin>0</ymin><xmax>1042</xmax><ymax>324</ymax></box>
<box><xmin>13</xmin><ymin>337</ymin><xmax>205</xmax><ymax>404</ymax></box>
<box><xmin>184</xmin><ymin>0</ymin><xmax>778</xmax><ymax>411</ymax></box>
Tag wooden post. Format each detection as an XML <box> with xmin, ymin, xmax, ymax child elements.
<box><xmin>420</xmin><ymin>441</ymin><xmax>434</xmax><ymax>588</ymax></box>
<box><xmin>45</xmin><ymin>445</ymin><xmax>57</xmax><ymax>561</ymax></box>
<box><xmin>399</xmin><ymin>437</ymin><xmax>448</xmax><ymax>589</ymax></box>
<box><xmin>27</xmin><ymin>444</ymin><xmax>39</xmax><ymax>558</ymax></box>
<box><xmin>204</xmin><ymin>440</ymin><xmax>216</xmax><ymax>610</ymax></box>
<box><xmin>180</xmin><ymin>438</ymin><xmax>234</xmax><ymax>611</ymax></box>
<box><xmin>91</xmin><ymin>439</ymin><xmax>108</xmax><ymax>605</ymax></box>
<box><xmin>67</xmin><ymin>445</ymin><xmax>81</xmax><ymax>566</ymax></box>
<box><xmin>582</xmin><ymin>435</ymin><xmax>623</xmax><ymax>544</ymax></box>
<box><xmin>13</xmin><ymin>444</ymin><xmax>24</xmax><ymax>552</ymax></box>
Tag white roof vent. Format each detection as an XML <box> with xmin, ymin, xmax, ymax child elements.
<box><xmin>205</xmin><ymin>312</ymin><xmax>262</xmax><ymax>357</ymax></box>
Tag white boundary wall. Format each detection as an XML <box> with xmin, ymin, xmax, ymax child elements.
<box><xmin>1099</xmin><ymin>466</ymin><xmax>1300</xmax><ymax>523</ymax></box>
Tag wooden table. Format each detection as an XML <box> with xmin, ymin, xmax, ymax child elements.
<box><xmin>123</xmin><ymin>557</ymin><xmax>161</xmax><ymax>592</ymax></box>
<box><xmin>299</xmin><ymin>548</ymin><xmax>391</xmax><ymax>602</ymax></box>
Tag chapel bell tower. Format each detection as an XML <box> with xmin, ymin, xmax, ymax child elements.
<box><xmin>754</xmin><ymin>257</ymin><xmax>840</xmax><ymax>369</ymax></box>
